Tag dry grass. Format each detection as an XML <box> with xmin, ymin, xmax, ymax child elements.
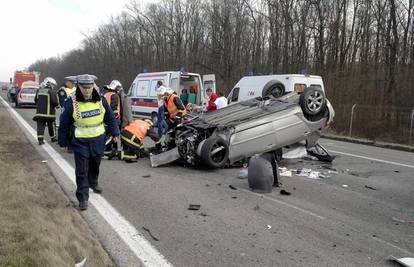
<box><xmin>0</xmin><ymin>105</ymin><xmax>115</xmax><ymax>267</ymax></box>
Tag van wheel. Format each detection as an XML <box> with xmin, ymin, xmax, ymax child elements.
<box><xmin>262</xmin><ymin>81</ymin><xmax>285</xmax><ymax>98</ymax></box>
<box><xmin>299</xmin><ymin>86</ymin><xmax>326</xmax><ymax>116</ymax></box>
<box><xmin>151</xmin><ymin>112</ymin><xmax>158</xmax><ymax>125</ymax></box>
<box><xmin>201</xmin><ymin>136</ymin><xmax>229</xmax><ymax>168</ymax></box>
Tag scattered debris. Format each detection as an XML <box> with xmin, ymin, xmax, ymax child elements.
<box><xmin>188</xmin><ymin>204</ymin><xmax>201</xmax><ymax>211</ymax></box>
<box><xmin>394</xmin><ymin>170</ymin><xmax>400</xmax><ymax>173</ymax></box>
<box><xmin>142</xmin><ymin>226</ymin><xmax>160</xmax><ymax>241</ymax></box>
<box><xmin>267</xmin><ymin>225</ymin><xmax>272</xmax><ymax>230</ymax></box>
<box><xmin>282</xmin><ymin>145</ymin><xmax>307</xmax><ymax>159</ymax></box>
<box><xmin>364</xmin><ymin>185</ymin><xmax>377</xmax><ymax>190</ymax></box>
<box><xmin>279</xmin><ymin>167</ymin><xmax>292</xmax><ymax>177</ymax></box>
<box><xmin>232</xmin><ymin>196</ymin><xmax>237</xmax><ymax>199</ymax></box>
<box><xmin>229</xmin><ymin>185</ymin><xmax>237</xmax><ymax>190</ymax></box>
<box><xmin>342</xmin><ymin>185</ymin><xmax>349</xmax><ymax>188</ymax></box>
<box><xmin>142</xmin><ymin>174</ymin><xmax>151</xmax><ymax>178</ymax></box>
<box><xmin>280</xmin><ymin>189</ymin><xmax>291</xmax><ymax>195</ymax></box>
<box><xmin>389</xmin><ymin>255</ymin><xmax>414</xmax><ymax>267</ymax></box>
<box><xmin>74</xmin><ymin>258</ymin><xmax>87</xmax><ymax>267</ymax></box>
<box><xmin>322</xmin><ymin>166</ymin><xmax>337</xmax><ymax>171</ymax></box>
<box><xmin>41</xmin><ymin>160</ymin><xmax>47</xmax><ymax>163</ymax></box>
<box><xmin>238</xmin><ymin>164</ymin><xmax>249</xmax><ymax>179</ymax></box>
<box><xmin>199</xmin><ymin>212</ymin><xmax>208</xmax><ymax>217</ymax></box>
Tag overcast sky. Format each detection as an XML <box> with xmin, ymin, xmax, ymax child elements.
<box><xmin>0</xmin><ymin>0</ymin><xmax>153</xmax><ymax>82</ymax></box>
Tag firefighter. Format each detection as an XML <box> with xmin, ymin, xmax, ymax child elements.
<box><xmin>164</xmin><ymin>89</ymin><xmax>187</xmax><ymax>130</ymax></box>
<box><xmin>58</xmin><ymin>74</ymin><xmax>119</xmax><ymax>210</ymax></box>
<box><xmin>120</xmin><ymin>119</ymin><xmax>159</xmax><ymax>162</ymax></box>
<box><xmin>33</xmin><ymin>77</ymin><xmax>59</xmax><ymax>145</ymax></box>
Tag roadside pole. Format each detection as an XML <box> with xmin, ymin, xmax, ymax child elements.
<box><xmin>349</xmin><ymin>104</ymin><xmax>356</xmax><ymax>137</ymax></box>
<box><xmin>410</xmin><ymin>109</ymin><xmax>414</xmax><ymax>145</ymax></box>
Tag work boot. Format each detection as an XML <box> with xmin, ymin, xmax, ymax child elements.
<box><xmin>91</xmin><ymin>184</ymin><xmax>103</xmax><ymax>194</ymax></box>
<box><xmin>38</xmin><ymin>139</ymin><xmax>45</xmax><ymax>145</ymax></box>
<box><xmin>79</xmin><ymin>201</ymin><xmax>88</xmax><ymax>211</ymax></box>
<box><xmin>50</xmin><ymin>137</ymin><xmax>57</xmax><ymax>143</ymax></box>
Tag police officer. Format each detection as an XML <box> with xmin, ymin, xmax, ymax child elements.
<box><xmin>33</xmin><ymin>77</ymin><xmax>59</xmax><ymax>145</ymax></box>
<box><xmin>58</xmin><ymin>74</ymin><xmax>120</xmax><ymax>210</ymax></box>
<box><xmin>57</xmin><ymin>76</ymin><xmax>77</xmax><ymax>107</ymax></box>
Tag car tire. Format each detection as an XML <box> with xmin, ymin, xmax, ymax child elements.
<box><xmin>299</xmin><ymin>86</ymin><xmax>326</xmax><ymax>116</ymax></box>
<box><xmin>200</xmin><ymin>136</ymin><xmax>229</xmax><ymax>168</ymax></box>
<box><xmin>262</xmin><ymin>80</ymin><xmax>285</xmax><ymax>98</ymax></box>
<box><xmin>307</xmin><ymin>144</ymin><xmax>335</xmax><ymax>162</ymax></box>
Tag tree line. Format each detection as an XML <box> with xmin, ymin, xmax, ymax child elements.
<box><xmin>29</xmin><ymin>0</ymin><xmax>414</xmax><ymax>144</ymax></box>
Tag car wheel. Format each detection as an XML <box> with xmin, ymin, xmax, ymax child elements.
<box><xmin>262</xmin><ymin>81</ymin><xmax>285</xmax><ymax>98</ymax></box>
<box><xmin>201</xmin><ymin>136</ymin><xmax>229</xmax><ymax>168</ymax></box>
<box><xmin>299</xmin><ymin>86</ymin><xmax>326</xmax><ymax>116</ymax></box>
<box><xmin>307</xmin><ymin>144</ymin><xmax>334</xmax><ymax>162</ymax></box>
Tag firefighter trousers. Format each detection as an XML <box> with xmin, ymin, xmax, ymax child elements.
<box><xmin>37</xmin><ymin>120</ymin><xmax>56</xmax><ymax>141</ymax></box>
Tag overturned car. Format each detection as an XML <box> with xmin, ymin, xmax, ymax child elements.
<box><xmin>154</xmin><ymin>86</ymin><xmax>335</xmax><ymax>168</ymax></box>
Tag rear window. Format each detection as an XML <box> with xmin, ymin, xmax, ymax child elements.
<box><xmin>21</xmin><ymin>88</ymin><xmax>37</xmax><ymax>94</ymax></box>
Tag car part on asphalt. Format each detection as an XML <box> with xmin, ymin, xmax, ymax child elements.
<box><xmin>142</xmin><ymin>226</ymin><xmax>160</xmax><ymax>241</ymax></box>
<box><xmin>388</xmin><ymin>255</ymin><xmax>414</xmax><ymax>267</ymax></box>
<box><xmin>280</xmin><ymin>189</ymin><xmax>291</xmax><ymax>195</ymax></box>
<box><xmin>229</xmin><ymin>185</ymin><xmax>237</xmax><ymax>190</ymax></box>
<box><xmin>188</xmin><ymin>204</ymin><xmax>201</xmax><ymax>211</ymax></box>
<box><xmin>307</xmin><ymin>143</ymin><xmax>335</xmax><ymax>162</ymax></box>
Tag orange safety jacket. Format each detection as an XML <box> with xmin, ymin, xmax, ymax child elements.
<box><xmin>124</xmin><ymin>120</ymin><xmax>152</xmax><ymax>142</ymax></box>
<box><xmin>104</xmin><ymin>91</ymin><xmax>121</xmax><ymax>120</ymax></box>
<box><xmin>164</xmin><ymin>93</ymin><xmax>187</xmax><ymax>121</ymax></box>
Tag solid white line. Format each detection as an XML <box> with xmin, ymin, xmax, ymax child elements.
<box><xmin>330</xmin><ymin>150</ymin><xmax>414</xmax><ymax>169</ymax></box>
<box><xmin>372</xmin><ymin>236</ymin><xmax>413</xmax><ymax>255</ymax></box>
<box><xmin>0</xmin><ymin>96</ymin><xmax>173</xmax><ymax>267</ymax></box>
<box><xmin>238</xmin><ymin>188</ymin><xmax>326</xmax><ymax>220</ymax></box>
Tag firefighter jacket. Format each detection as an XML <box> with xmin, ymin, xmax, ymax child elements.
<box><xmin>33</xmin><ymin>86</ymin><xmax>58</xmax><ymax>121</ymax></box>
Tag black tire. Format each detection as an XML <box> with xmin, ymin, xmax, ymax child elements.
<box><xmin>200</xmin><ymin>136</ymin><xmax>229</xmax><ymax>168</ymax></box>
<box><xmin>273</xmin><ymin>148</ymin><xmax>283</xmax><ymax>163</ymax></box>
<box><xmin>307</xmin><ymin>144</ymin><xmax>335</xmax><ymax>162</ymax></box>
<box><xmin>299</xmin><ymin>86</ymin><xmax>326</xmax><ymax>116</ymax></box>
<box><xmin>262</xmin><ymin>80</ymin><xmax>285</xmax><ymax>98</ymax></box>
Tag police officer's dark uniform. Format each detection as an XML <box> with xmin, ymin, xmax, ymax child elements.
<box><xmin>33</xmin><ymin>77</ymin><xmax>59</xmax><ymax>145</ymax></box>
<box><xmin>58</xmin><ymin>74</ymin><xmax>119</xmax><ymax>210</ymax></box>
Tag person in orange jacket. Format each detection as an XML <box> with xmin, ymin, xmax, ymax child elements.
<box><xmin>120</xmin><ymin>119</ymin><xmax>160</xmax><ymax>162</ymax></box>
<box><xmin>164</xmin><ymin>89</ymin><xmax>187</xmax><ymax>130</ymax></box>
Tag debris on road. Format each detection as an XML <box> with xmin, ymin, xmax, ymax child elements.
<box><xmin>238</xmin><ymin>163</ymin><xmax>249</xmax><ymax>179</ymax></box>
<box><xmin>342</xmin><ymin>184</ymin><xmax>349</xmax><ymax>188</ymax></box>
<box><xmin>280</xmin><ymin>189</ymin><xmax>291</xmax><ymax>195</ymax></box>
<box><xmin>74</xmin><ymin>258</ymin><xmax>87</xmax><ymax>267</ymax></box>
<box><xmin>392</xmin><ymin>217</ymin><xmax>406</xmax><ymax>223</ymax></box>
<box><xmin>267</xmin><ymin>225</ymin><xmax>272</xmax><ymax>230</ymax></box>
<box><xmin>188</xmin><ymin>204</ymin><xmax>201</xmax><ymax>211</ymax></box>
<box><xmin>199</xmin><ymin>212</ymin><xmax>208</xmax><ymax>217</ymax></box>
<box><xmin>389</xmin><ymin>255</ymin><xmax>414</xmax><ymax>267</ymax></box>
<box><xmin>283</xmin><ymin>145</ymin><xmax>307</xmax><ymax>159</ymax></box>
<box><xmin>278</xmin><ymin>167</ymin><xmax>292</xmax><ymax>177</ymax></box>
<box><xmin>41</xmin><ymin>160</ymin><xmax>47</xmax><ymax>163</ymax></box>
<box><xmin>232</xmin><ymin>196</ymin><xmax>237</xmax><ymax>199</ymax></box>
<box><xmin>142</xmin><ymin>174</ymin><xmax>151</xmax><ymax>178</ymax></box>
<box><xmin>253</xmin><ymin>204</ymin><xmax>260</xmax><ymax>211</ymax></box>
<box><xmin>149</xmin><ymin>147</ymin><xmax>180</xmax><ymax>167</ymax></box>
<box><xmin>364</xmin><ymin>185</ymin><xmax>377</xmax><ymax>190</ymax></box>
<box><xmin>142</xmin><ymin>226</ymin><xmax>160</xmax><ymax>241</ymax></box>
<box><xmin>229</xmin><ymin>185</ymin><xmax>238</xmax><ymax>190</ymax></box>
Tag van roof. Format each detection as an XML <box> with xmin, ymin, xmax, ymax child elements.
<box><xmin>241</xmin><ymin>74</ymin><xmax>322</xmax><ymax>79</ymax></box>
<box><xmin>137</xmin><ymin>71</ymin><xmax>200</xmax><ymax>78</ymax></box>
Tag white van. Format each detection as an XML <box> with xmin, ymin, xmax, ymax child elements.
<box><xmin>227</xmin><ymin>74</ymin><xmax>325</xmax><ymax>104</ymax></box>
<box><xmin>127</xmin><ymin>71</ymin><xmax>215</xmax><ymax>121</ymax></box>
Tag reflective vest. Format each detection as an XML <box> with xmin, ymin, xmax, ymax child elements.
<box><xmin>104</xmin><ymin>91</ymin><xmax>121</xmax><ymax>119</ymax></box>
<box><xmin>124</xmin><ymin>120</ymin><xmax>151</xmax><ymax>142</ymax></box>
<box><xmin>72</xmin><ymin>96</ymin><xmax>106</xmax><ymax>138</ymax></box>
<box><xmin>165</xmin><ymin>94</ymin><xmax>187</xmax><ymax>120</ymax></box>
<box><xmin>65</xmin><ymin>86</ymin><xmax>76</xmax><ymax>97</ymax></box>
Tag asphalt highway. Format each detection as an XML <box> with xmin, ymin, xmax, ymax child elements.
<box><xmin>4</xmin><ymin>93</ymin><xmax>413</xmax><ymax>267</ymax></box>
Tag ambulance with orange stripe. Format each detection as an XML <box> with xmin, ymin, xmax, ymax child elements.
<box><xmin>127</xmin><ymin>71</ymin><xmax>215</xmax><ymax>122</ymax></box>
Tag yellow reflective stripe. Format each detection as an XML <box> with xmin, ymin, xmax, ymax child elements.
<box><xmin>121</xmin><ymin>135</ymin><xmax>143</xmax><ymax>149</ymax></box>
<box><xmin>75</xmin><ymin>124</ymin><xmax>105</xmax><ymax>137</ymax></box>
<box><xmin>35</xmin><ymin>114</ymin><xmax>55</xmax><ymax>117</ymax></box>
<box><xmin>121</xmin><ymin>151</ymin><xmax>137</xmax><ymax>159</ymax></box>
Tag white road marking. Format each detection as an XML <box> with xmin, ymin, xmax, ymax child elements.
<box><xmin>372</xmin><ymin>236</ymin><xmax>413</xmax><ymax>255</ymax></box>
<box><xmin>238</xmin><ymin>188</ymin><xmax>326</xmax><ymax>220</ymax></box>
<box><xmin>330</xmin><ymin>150</ymin><xmax>414</xmax><ymax>169</ymax></box>
<box><xmin>0</xmin><ymin>96</ymin><xmax>173</xmax><ymax>267</ymax></box>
